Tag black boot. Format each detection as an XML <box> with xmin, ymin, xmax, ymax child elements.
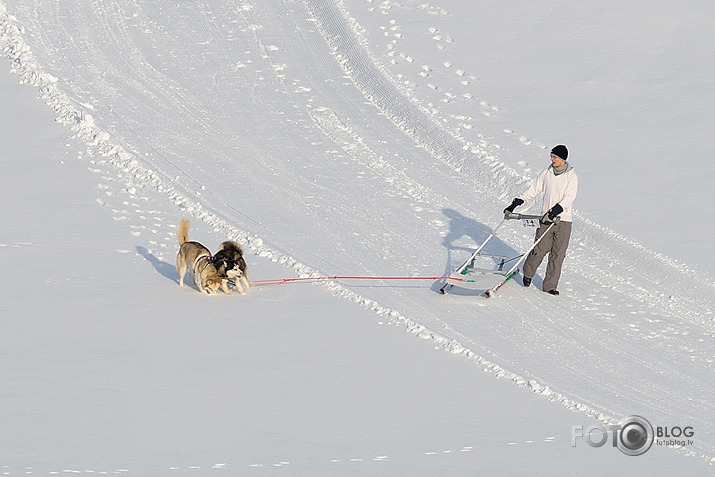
<box><xmin>546</xmin><ymin>289</ymin><xmax>560</xmax><ymax>296</ymax></box>
<box><xmin>523</xmin><ymin>276</ymin><xmax>532</xmax><ymax>287</ymax></box>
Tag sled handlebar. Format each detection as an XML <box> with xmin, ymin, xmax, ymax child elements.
<box><xmin>504</xmin><ymin>211</ymin><xmax>541</xmax><ymax>220</ymax></box>
<box><xmin>503</xmin><ymin>211</ymin><xmax>561</xmax><ymax>224</ymax></box>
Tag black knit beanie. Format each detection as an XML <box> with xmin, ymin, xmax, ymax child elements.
<box><xmin>551</xmin><ymin>145</ymin><xmax>568</xmax><ymax>161</ymax></box>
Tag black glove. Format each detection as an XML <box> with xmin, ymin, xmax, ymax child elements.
<box><xmin>540</xmin><ymin>203</ymin><xmax>563</xmax><ymax>225</ymax></box>
<box><xmin>503</xmin><ymin>198</ymin><xmax>524</xmax><ymax>214</ymax></box>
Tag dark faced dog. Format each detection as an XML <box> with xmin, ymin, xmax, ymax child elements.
<box><xmin>212</xmin><ymin>241</ymin><xmax>249</xmax><ymax>294</ymax></box>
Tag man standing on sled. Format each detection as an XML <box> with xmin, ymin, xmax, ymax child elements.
<box><xmin>503</xmin><ymin>145</ymin><xmax>579</xmax><ymax>296</ymax></box>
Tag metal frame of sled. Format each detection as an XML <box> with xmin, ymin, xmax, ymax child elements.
<box><xmin>440</xmin><ymin>212</ymin><xmax>558</xmax><ymax>297</ymax></box>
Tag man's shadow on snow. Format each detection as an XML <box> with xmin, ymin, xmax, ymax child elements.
<box><xmin>438</xmin><ymin>209</ymin><xmax>524</xmax><ymax>295</ymax></box>
<box><xmin>136</xmin><ymin>246</ymin><xmax>179</xmax><ymax>284</ymax></box>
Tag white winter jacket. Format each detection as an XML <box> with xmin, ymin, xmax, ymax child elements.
<box><xmin>519</xmin><ymin>164</ymin><xmax>578</xmax><ymax>222</ymax></box>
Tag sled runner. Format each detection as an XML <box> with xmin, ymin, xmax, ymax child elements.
<box><xmin>440</xmin><ymin>212</ymin><xmax>557</xmax><ymax>297</ymax></box>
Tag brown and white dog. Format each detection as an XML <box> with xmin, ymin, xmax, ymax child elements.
<box><xmin>176</xmin><ymin>218</ymin><xmax>223</xmax><ymax>294</ymax></box>
<box><xmin>212</xmin><ymin>241</ymin><xmax>250</xmax><ymax>295</ymax></box>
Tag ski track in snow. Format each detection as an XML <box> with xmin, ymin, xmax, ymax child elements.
<box><xmin>1</xmin><ymin>0</ymin><xmax>713</xmax><ymax>465</ymax></box>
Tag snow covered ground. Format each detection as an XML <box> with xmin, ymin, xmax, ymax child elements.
<box><xmin>1</xmin><ymin>0</ymin><xmax>713</xmax><ymax>474</ymax></box>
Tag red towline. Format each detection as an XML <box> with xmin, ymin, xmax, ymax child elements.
<box><xmin>249</xmin><ymin>275</ymin><xmax>458</xmax><ymax>286</ymax></box>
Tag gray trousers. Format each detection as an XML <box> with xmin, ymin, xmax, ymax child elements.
<box><xmin>522</xmin><ymin>221</ymin><xmax>572</xmax><ymax>292</ymax></box>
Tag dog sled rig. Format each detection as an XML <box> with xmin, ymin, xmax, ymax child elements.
<box><xmin>439</xmin><ymin>211</ymin><xmax>558</xmax><ymax>297</ymax></box>
<box><xmin>250</xmin><ymin>211</ymin><xmax>557</xmax><ymax>299</ymax></box>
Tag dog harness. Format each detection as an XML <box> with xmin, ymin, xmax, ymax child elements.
<box><xmin>193</xmin><ymin>253</ymin><xmax>214</xmax><ymax>273</ymax></box>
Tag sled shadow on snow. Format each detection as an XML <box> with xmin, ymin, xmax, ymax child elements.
<box><xmin>136</xmin><ymin>245</ymin><xmax>179</xmax><ymax>284</ymax></box>
<box><xmin>435</xmin><ymin>209</ymin><xmax>524</xmax><ymax>295</ymax></box>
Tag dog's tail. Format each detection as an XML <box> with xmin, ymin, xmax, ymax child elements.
<box><xmin>177</xmin><ymin>218</ymin><xmax>190</xmax><ymax>245</ymax></box>
<box><xmin>219</xmin><ymin>240</ymin><xmax>243</xmax><ymax>254</ymax></box>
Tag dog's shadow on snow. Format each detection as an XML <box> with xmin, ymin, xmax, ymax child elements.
<box><xmin>136</xmin><ymin>246</ymin><xmax>179</xmax><ymax>284</ymax></box>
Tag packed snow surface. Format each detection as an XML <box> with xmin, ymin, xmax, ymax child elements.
<box><xmin>1</xmin><ymin>0</ymin><xmax>713</xmax><ymax>474</ymax></box>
